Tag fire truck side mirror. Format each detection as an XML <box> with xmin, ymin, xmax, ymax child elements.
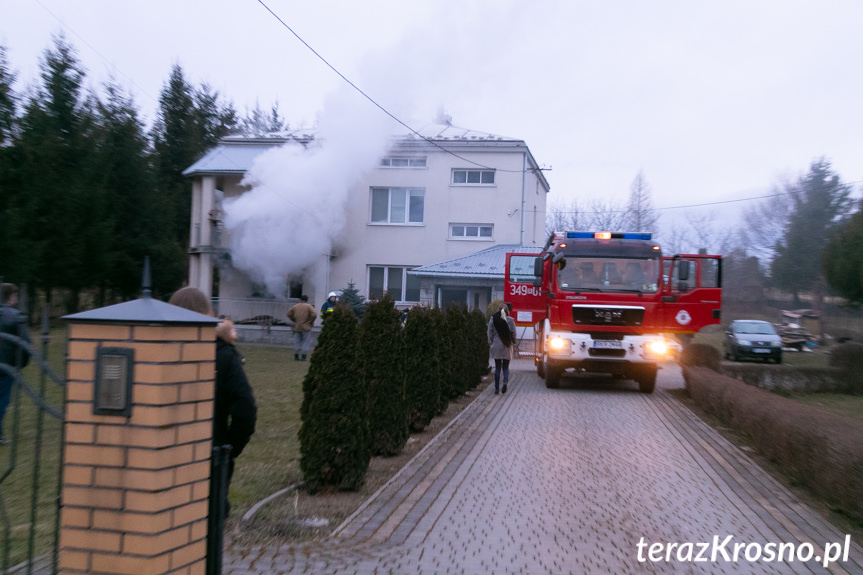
<box><xmin>677</xmin><ymin>261</ymin><xmax>690</xmax><ymax>282</ymax></box>
<box><xmin>533</xmin><ymin>257</ymin><xmax>544</xmax><ymax>277</ymax></box>
<box><xmin>532</xmin><ymin>277</ymin><xmax>542</xmax><ymax>288</ymax></box>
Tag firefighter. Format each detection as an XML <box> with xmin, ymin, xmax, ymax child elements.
<box><xmin>321</xmin><ymin>292</ymin><xmax>338</xmax><ymax>318</ymax></box>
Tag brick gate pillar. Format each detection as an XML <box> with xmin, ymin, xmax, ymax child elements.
<box><xmin>61</xmin><ymin>296</ymin><xmax>219</xmax><ymax>575</ymax></box>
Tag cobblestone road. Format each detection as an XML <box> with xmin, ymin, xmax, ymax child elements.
<box><xmin>224</xmin><ymin>363</ymin><xmax>863</xmax><ymax>574</ymax></box>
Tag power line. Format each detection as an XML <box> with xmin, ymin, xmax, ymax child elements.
<box><xmin>32</xmin><ymin>0</ymin><xmax>158</xmax><ymax>107</ymax></box>
<box><xmin>254</xmin><ymin>0</ymin><xmax>533</xmax><ymax>174</ymax></box>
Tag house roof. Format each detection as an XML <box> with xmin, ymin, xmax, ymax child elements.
<box><xmin>409</xmin><ymin>244</ymin><xmax>543</xmax><ymax>280</ymax></box>
<box><xmin>182</xmin><ymin>122</ymin><xmax>536</xmax><ymax>178</ymax></box>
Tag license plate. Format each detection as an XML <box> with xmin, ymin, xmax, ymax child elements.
<box><xmin>753</xmin><ymin>348</ymin><xmax>770</xmax><ymax>353</ymax></box>
<box><xmin>593</xmin><ymin>340</ymin><xmax>622</xmax><ymax>349</ymax></box>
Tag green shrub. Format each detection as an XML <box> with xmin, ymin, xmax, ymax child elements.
<box><xmin>470</xmin><ymin>309</ymin><xmax>491</xmax><ymax>381</ymax></box>
<box><xmin>445</xmin><ymin>304</ymin><xmax>472</xmax><ymax>398</ymax></box>
<box><xmin>679</xmin><ymin>342</ymin><xmax>721</xmax><ymax>371</ymax></box>
<box><xmin>830</xmin><ymin>342</ymin><xmax>863</xmax><ymax>394</ymax></box>
<box><xmin>298</xmin><ymin>304</ymin><xmax>370</xmax><ymax>492</ymax></box>
<box><xmin>404</xmin><ymin>306</ymin><xmax>442</xmax><ymax>431</ymax></box>
<box><xmin>431</xmin><ymin>306</ymin><xmax>452</xmax><ymax>414</ymax></box>
<box><xmin>683</xmin><ymin>366</ymin><xmax>863</xmax><ymax>521</ymax></box>
<box><xmin>360</xmin><ymin>294</ymin><xmax>408</xmax><ymax>457</ymax></box>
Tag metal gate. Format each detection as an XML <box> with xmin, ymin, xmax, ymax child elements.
<box><xmin>1</xmin><ymin>306</ymin><xmax>65</xmax><ymax>575</ymax></box>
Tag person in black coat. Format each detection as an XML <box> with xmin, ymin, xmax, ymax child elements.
<box><xmin>214</xmin><ymin>318</ymin><xmax>257</xmax><ymax>485</ymax></box>
<box><xmin>168</xmin><ymin>287</ymin><xmax>257</xmax><ymax>511</ymax></box>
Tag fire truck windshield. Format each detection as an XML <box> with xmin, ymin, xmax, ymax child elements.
<box><xmin>557</xmin><ymin>258</ymin><xmax>660</xmax><ymax>293</ymax></box>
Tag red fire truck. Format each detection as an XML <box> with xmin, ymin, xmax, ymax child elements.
<box><xmin>505</xmin><ymin>232</ymin><xmax>722</xmax><ymax>392</ymax></box>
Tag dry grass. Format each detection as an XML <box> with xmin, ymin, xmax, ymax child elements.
<box><xmin>225</xmin><ymin>343</ymin><xmax>490</xmax><ymax>546</ymax></box>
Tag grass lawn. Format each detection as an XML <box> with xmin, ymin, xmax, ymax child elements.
<box><xmin>793</xmin><ymin>394</ymin><xmax>863</xmax><ymax>422</ymax></box>
<box><xmin>226</xmin><ymin>344</ymin><xmax>306</xmax><ymax>513</ymax></box>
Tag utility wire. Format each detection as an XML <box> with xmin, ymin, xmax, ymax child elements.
<box><xmin>254</xmin><ymin>0</ymin><xmax>536</xmax><ymax>174</ymax></box>
<box><xmin>32</xmin><ymin>0</ymin><xmax>158</xmax><ymax>107</ymax></box>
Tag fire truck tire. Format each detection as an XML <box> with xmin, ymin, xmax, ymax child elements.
<box><xmin>544</xmin><ymin>360</ymin><xmax>561</xmax><ymax>389</ymax></box>
<box><xmin>536</xmin><ymin>357</ymin><xmax>545</xmax><ymax>378</ymax></box>
<box><xmin>637</xmin><ymin>366</ymin><xmax>657</xmax><ymax>394</ymax></box>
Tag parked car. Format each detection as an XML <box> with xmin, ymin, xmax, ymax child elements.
<box><xmin>723</xmin><ymin>320</ymin><xmax>782</xmax><ymax>363</ymax></box>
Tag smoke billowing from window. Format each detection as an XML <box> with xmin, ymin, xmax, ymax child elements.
<box><xmin>222</xmin><ymin>87</ymin><xmax>395</xmax><ymax>297</ymax></box>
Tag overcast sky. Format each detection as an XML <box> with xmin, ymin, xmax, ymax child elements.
<box><xmin>3</xmin><ymin>0</ymin><xmax>862</xmax><ymax>240</ymax></box>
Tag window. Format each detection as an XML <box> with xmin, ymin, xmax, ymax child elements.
<box><xmin>380</xmin><ymin>156</ymin><xmax>427</xmax><ymax>168</ymax></box>
<box><xmin>370</xmin><ymin>187</ymin><xmax>425</xmax><ymax>224</ymax></box>
<box><xmin>450</xmin><ymin>223</ymin><xmax>493</xmax><ymax>240</ymax></box>
<box><xmin>369</xmin><ymin>266</ymin><xmax>421</xmax><ymax>302</ymax></box>
<box><xmin>452</xmin><ymin>169</ymin><xmax>495</xmax><ymax>185</ymax></box>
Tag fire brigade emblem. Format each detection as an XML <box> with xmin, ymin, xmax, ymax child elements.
<box><xmin>675</xmin><ymin>310</ymin><xmax>692</xmax><ymax>325</ymax></box>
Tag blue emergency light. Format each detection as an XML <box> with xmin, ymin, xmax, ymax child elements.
<box><xmin>566</xmin><ymin>232</ymin><xmax>652</xmax><ymax>240</ymax></box>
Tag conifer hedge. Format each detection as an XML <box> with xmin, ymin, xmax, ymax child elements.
<box><xmin>360</xmin><ymin>295</ymin><xmax>408</xmax><ymax>456</ymax></box>
<box><xmin>403</xmin><ymin>306</ymin><xmax>442</xmax><ymax>431</ymax></box>
<box><xmin>431</xmin><ymin>306</ymin><xmax>454</xmax><ymax>413</ymax></box>
<box><xmin>298</xmin><ymin>303</ymin><xmax>370</xmax><ymax>492</ymax></box>
<box><xmin>470</xmin><ymin>309</ymin><xmax>491</xmax><ymax>383</ymax></box>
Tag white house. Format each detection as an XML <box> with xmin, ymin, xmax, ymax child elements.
<box><xmin>182</xmin><ymin>119</ymin><xmax>549</xmax><ymax>332</ymax></box>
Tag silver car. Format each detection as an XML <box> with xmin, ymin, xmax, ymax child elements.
<box><xmin>723</xmin><ymin>320</ymin><xmax>783</xmax><ymax>364</ymax></box>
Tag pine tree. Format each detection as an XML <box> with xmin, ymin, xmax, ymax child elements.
<box><xmin>17</xmin><ymin>34</ymin><xmax>98</xmax><ymax>311</ymax></box>
<box><xmin>360</xmin><ymin>294</ymin><xmax>408</xmax><ymax>456</ymax></box>
<box><xmin>94</xmin><ymin>79</ymin><xmax>158</xmax><ymax>302</ymax></box>
<box><xmin>299</xmin><ymin>303</ymin><xmax>369</xmax><ymax>492</ymax></box>
<box><xmin>771</xmin><ymin>159</ymin><xmax>853</xmax><ymax>305</ymax></box>
<box><xmin>404</xmin><ymin>306</ymin><xmax>441</xmax><ymax>431</ymax></box>
<box><xmin>340</xmin><ymin>280</ymin><xmax>367</xmax><ymax>320</ymax></box>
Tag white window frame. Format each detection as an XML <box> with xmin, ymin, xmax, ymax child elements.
<box><xmin>368</xmin><ymin>265</ymin><xmax>421</xmax><ymax>303</ymax></box>
<box><xmin>370</xmin><ymin>187</ymin><xmax>425</xmax><ymax>224</ymax></box>
<box><xmin>451</xmin><ymin>169</ymin><xmax>495</xmax><ymax>186</ymax></box>
<box><xmin>449</xmin><ymin>223</ymin><xmax>494</xmax><ymax>240</ymax></box>
<box><xmin>380</xmin><ymin>156</ymin><xmax>427</xmax><ymax>168</ymax></box>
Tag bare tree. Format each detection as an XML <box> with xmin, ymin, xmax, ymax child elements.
<box><xmin>740</xmin><ymin>181</ymin><xmax>794</xmax><ymax>264</ymax></box>
<box><xmin>586</xmin><ymin>198</ymin><xmax>629</xmax><ymax>231</ymax></box>
<box><xmin>626</xmin><ymin>171</ymin><xmax>659</xmax><ymax>233</ymax></box>
<box><xmin>545</xmin><ymin>198</ymin><xmax>584</xmax><ymax>235</ymax></box>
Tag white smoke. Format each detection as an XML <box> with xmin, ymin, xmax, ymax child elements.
<box><xmin>221</xmin><ymin>1</ymin><xmax>526</xmax><ymax>297</ymax></box>
<box><xmin>222</xmin><ymin>86</ymin><xmax>396</xmax><ymax>297</ymax></box>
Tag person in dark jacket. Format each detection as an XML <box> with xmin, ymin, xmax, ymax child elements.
<box><xmin>0</xmin><ymin>283</ymin><xmax>30</xmax><ymax>445</ymax></box>
<box><xmin>487</xmin><ymin>303</ymin><xmax>516</xmax><ymax>395</ymax></box>
<box><xmin>168</xmin><ymin>287</ymin><xmax>257</xmax><ymax>509</ymax></box>
<box><xmin>213</xmin><ymin>318</ymin><xmax>257</xmax><ymax>485</ymax></box>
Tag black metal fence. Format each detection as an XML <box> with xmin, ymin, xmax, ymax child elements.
<box><xmin>207</xmin><ymin>445</ymin><xmax>231</xmax><ymax>575</ymax></box>
<box><xmin>0</xmin><ymin>299</ymin><xmax>65</xmax><ymax>575</ymax></box>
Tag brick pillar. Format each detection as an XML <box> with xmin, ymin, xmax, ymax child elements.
<box><xmin>61</xmin><ymin>299</ymin><xmax>219</xmax><ymax>575</ymax></box>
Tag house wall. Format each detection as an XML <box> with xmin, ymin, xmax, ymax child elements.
<box><xmin>188</xmin><ymin>136</ymin><xmax>548</xmax><ymax>319</ymax></box>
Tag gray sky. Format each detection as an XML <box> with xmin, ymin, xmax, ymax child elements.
<box><xmin>2</xmin><ymin>0</ymin><xmax>862</xmax><ymax>242</ymax></box>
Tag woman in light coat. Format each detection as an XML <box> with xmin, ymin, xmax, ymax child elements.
<box><xmin>487</xmin><ymin>303</ymin><xmax>517</xmax><ymax>395</ymax></box>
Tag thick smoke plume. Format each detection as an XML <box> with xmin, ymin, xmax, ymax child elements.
<box><xmin>222</xmin><ymin>87</ymin><xmax>395</xmax><ymax>297</ymax></box>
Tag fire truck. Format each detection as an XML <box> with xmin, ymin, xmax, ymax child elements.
<box><xmin>505</xmin><ymin>232</ymin><xmax>722</xmax><ymax>392</ymax></box>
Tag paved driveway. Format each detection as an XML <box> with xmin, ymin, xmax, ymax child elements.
<box><xmin>225</xmin><ymin>362</ymin><xmax>862</xmax><ymax>574</ymax></box>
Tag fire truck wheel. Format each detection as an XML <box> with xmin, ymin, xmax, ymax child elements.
<box><xmin>544</xmin><ymin>360</ymin><xmax>561</xmax><ymax>389</ymax></box>
<box><xmin>536</xmin><ymin>356</ymin><xmax>546</xmax><ymax>378</ymax></box>
<box><xmin>637</xmin><ymin>367</ymin><xmax>657</xmax><ymax>394</ymax></box>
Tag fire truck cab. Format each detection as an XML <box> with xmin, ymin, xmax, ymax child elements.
<box><xmin>505</xmin><ymin>232</ymin><xmax>722</xmax><ymax>392</ymax></box>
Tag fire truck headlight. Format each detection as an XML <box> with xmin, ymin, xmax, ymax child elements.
<box><xmin>647</xmin><ymin>340</ymin><xmax>669</xmax><ymax>356</ymax></box>
<box><xmin>548</xmin><ymin>337</ymin><xmax>569</xmax><ymax>352</ymax></box>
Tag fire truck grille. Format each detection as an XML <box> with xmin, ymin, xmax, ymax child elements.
<box><xmin>572</xmin><ymin>307</ymin><xmax>644</xmax><ymax>327</ymax></box>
